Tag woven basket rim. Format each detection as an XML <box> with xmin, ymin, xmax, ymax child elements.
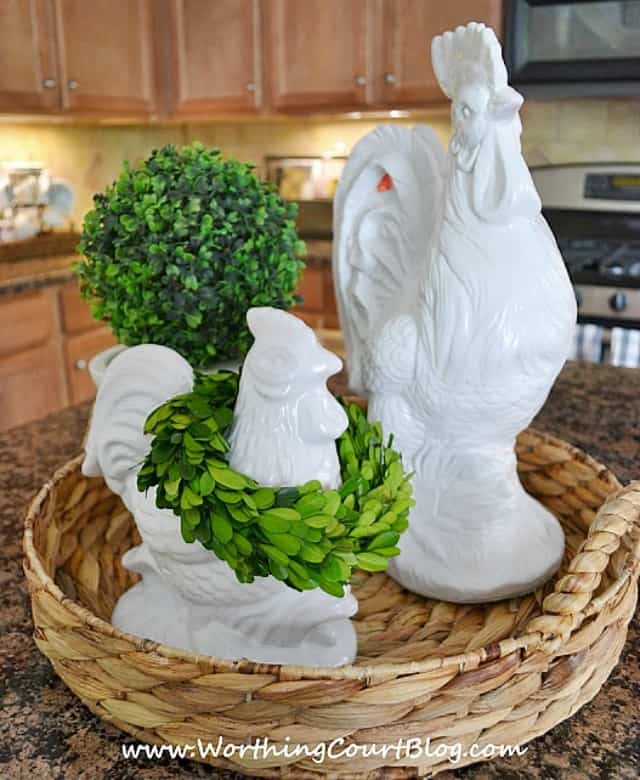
<box><xmin>23</xmin><ymin>428</ymin><xmax>638</xmax><ymax>681</ymax></box>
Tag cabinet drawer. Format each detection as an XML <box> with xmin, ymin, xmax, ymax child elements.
<box><xmin>0</xmin><ymin>344</ymin><xmax>67</xmax><ymax>431</ymax></box>
<box><xmin>65</xmin><ymin>327</ymin><xmax>119</xmax><ymax>404</ymax></box>
<box><xmin>60</xmin><ymin>281</ymin><xmax>99</xmax><ymax>334</ymax></box>
<box><xmin>0</xmin><ymin>289</ymin><xmax>56</xmax><ymax>357</ymax></box>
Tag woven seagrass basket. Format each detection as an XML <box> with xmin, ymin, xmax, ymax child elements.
<box><xmin>23</xmin><ymin>429</ymin><xmax>640</xmax><ymax>778</ymax></box>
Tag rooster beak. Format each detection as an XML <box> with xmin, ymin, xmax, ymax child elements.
<box><xmin>489</xmin><ymin>86</ymin><xmax>523</xmax><ymax>122</ymax></box>
<box><xmin>310</xmin><ymin>346</ymin><xmax>343</xmax><ymax>379</ymax></box>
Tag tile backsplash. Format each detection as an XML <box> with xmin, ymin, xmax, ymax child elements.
<box><xmin>0</xmin><ymin>98</ymin><xmax>637</xmax><ymax>228</ymax></box>
<box><xmin>520</xmin><ymin>99</ymin><xmax>640</xmax><ymax>168</ymax></box>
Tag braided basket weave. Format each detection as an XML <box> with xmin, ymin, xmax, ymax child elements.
<box><xmin>23</xmin><ymin>429</ymin><xmax>640</xmax><ymax>778</ymax></box>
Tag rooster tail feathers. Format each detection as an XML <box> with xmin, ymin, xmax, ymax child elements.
<box><xmin>333</xmin><ymin>125</ymin><xmax>446</xmax><ymax>395</ymax></box>
<box><xmin>82</xmin><ymin>344</ymin><xmax>194</xmax><ymax>495</ymax></box>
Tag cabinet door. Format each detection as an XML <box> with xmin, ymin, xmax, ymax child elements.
<box><xmin>64</xmin><ymin>327</ymin><xmax>118</xmax><ymax>404</ymax></box>
<box><xmin>59</xmin><ymin>280</ymin><xmax>98</xmax><ymax>334</ymax></box>
<box><xmin>380</xmin><ymin>0</ymin><xmax>503</xmax><ymax>106</ymax></box>
<box><xmin>167</xmin><ymin>0</ymin><xmax>261</xmax><ymax>116</ymax></box>
<box><xmin>0</xmin><ymin>0</ymin><xmax>60</xmax><ymax>113</ymax></box>
<box><xmin>0</xmin><ymin>289</ymin><xmax>68</xmax><ymax>431</ymax></box>
<box><xmin>294</xmin><ymin>267</ymin><xmax>325</xmax><ymax>313</ymax></box>
<box><xmin>263</xmin><ymin>0</ymin><xmax>370</xmax><ymax>111</ymax></box>
<box><xmin>53</xmin><ymin>0</ymin><xmax>156</xmax><ymax>115</ymax></box>
<box><xmin>0</xmin><ymin>344</ymin><xmax>68</xmax><ymax>431</ymax></box>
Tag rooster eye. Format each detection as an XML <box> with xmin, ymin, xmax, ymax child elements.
<box><xmin>257</xmin><ymin>346</ymin><xmax>297</xmax><ymax>374</ymax></box>
<box><xmin>462</xmin><ymin>105</ymin><xmax>471</xmax><ymax>118</ymax></box>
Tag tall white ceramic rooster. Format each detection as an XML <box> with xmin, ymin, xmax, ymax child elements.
<box><xmin>333</xmin><ymin>23</ymin><xmax>577</xmax><ymax>603</ymax></box>
<box><xmin>83</xmin><ymin>307</ymin><xmax>357</xmax><ymax>666</ymax></box>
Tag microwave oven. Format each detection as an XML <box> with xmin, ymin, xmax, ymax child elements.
<box><xmin>503</xmin><ymin>0</ymin><xmax>640</xmax><ymax>97</ymax></box>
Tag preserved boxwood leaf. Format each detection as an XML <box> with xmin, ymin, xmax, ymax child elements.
<box><xmin>262</xmin><ymin>507</ymin><xmax>301</xmax><ymax>523</ymax></box>
<box><xmin>211</xmin><ymin>514</ymin><xmax>233</xmax><ymax>544</ymax></box>
<box><xmin>258</xmin><ymin>514</ymin><xmax>291</xmax><ymax>534</ymax></box>
<box><xmin>295</xmin><ymin>493</ymin><xmax>326</xmax><ymax>517</ymax></box>
<box><xmin>367</xmin><ymin>530</ymin><xmax>400</xmax><ymax>550</ymax></box>
<box><xmin>208</xmin><ymin>464</ymin><xmax>246</xmax><ymax>490</ymax></box>
<box><xmin>303</xmin><ymin>514</ymin><xmax>334</xmax><ymax>529</ymax></box>
<box><xmin>252</xmin><ymin>487</ymin><xmax>276</xmax><ymax>509</ymax></box>
<box><xmin>260</xmin><ymin>544</ymin><xmax>290</xmax><ymax>567</ymax></box>
<box><xmin>356</xmin><ymin>552</ymin><xmax>390</xmax><ymax>572</ymax></box>
<box><xmin>265</xmin><ymin>532</ymin><xmax>302</xmax><ymax>556</ymax></box>
<box><xmin>199</xmin><ymin>472</ymin><xmax>215</xmax><ymax>496</ymax></box>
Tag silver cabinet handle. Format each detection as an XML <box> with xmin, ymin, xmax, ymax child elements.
<box><xmin>42</xmin><ymin>78</ymin><xmax>56</xmax><ymax>89</ymax></box>
<box><xmin>246</xmin><ymin>82</ymin><xmax>256</xmax><ymax>93</ymax></box>
<box><xmin>354</xmin><ymin>74</ymin><xmax>367</xmax><ymax>86</ymax></box>
<box><xmin>384</xmin><ymin>72</ymin><xmax>396</xmax><ymax>85</ymax></box>
<box><xmin>75</xmin><ymin>359</ymin><xmax>87</xmax><ymax>370</ymax></box>
<box><xmin>67</xmin><ymin>79</ymin><xmax>79</xmax><ymax>90</ymax></box>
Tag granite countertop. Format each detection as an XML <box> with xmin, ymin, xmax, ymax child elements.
<box><xmin>1</xmin><ymin>361</ymin><xmax>638</xmax><ymax>779</ymax></box>
<box><xmin>0</xmin><ymin>253</ymin><xmax>77</xmax><ymax>296</ymax></box>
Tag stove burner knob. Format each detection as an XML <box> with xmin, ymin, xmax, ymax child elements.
<box><xmin>574</xmin><ymin>288</ymin><xmax>582</xmax><ymax>308</ymax></box>
<box><xmin>609</xmin><ymin>291</ymin><xmax>627</xmax><ymax>312</ymax></box>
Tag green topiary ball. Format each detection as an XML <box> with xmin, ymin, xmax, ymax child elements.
<box><xmin>75</xmin><ymin>142</ymin><xmax>306</xmax><ymax>367</ymax></box>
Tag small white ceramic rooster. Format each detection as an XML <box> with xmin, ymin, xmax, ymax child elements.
<box><xmin>83</xmin><ymin>307</ymin><xmax>357</xmax><ymax>666</ymax></box>
<box><xmin>229</xmin><ymin>307</ymin><xmax>348</xmax><ymax>487</ymax></box>
<box><xmin>333</xmin><ymin>22</ymin><xmax>577</xmax><ymax>603</ymax></box>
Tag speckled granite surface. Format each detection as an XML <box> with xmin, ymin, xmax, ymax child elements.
<box><xmin>1</xmin><ymin>361</ymin><xmax>638</xmax><ymax>779</ymax></box>
<box><xmin>0</xmin><ymin>254</ymin><xmax>77</xmax><ymax>296</ymax></box>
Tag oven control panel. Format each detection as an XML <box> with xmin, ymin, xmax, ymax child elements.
<box><xmin>575</xmin><ymin>285</ymin><xmax>640</xmax><ymax>323</ymax></box>
<box><xmin>532</xmin><ymin>164</ymin><xmax>640</xmax><ymax>213</ymax></box>
<box><xmin>585</xmin><ymin>173</ymin><xmax>640</xmax><ymax>202</ymax></box>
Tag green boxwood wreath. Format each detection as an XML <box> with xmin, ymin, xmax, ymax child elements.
<box><xmin>137</xmin><ymin>371</ymin><xmax>414</xmax><ymax>598</ymax></box>
<box><xmin>75</xmin><ymin>143</ymin><xmax>306</xmax><ymax>368</ymax></box>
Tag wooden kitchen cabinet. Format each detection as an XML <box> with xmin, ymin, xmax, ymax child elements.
<box><xmin>59</xmin><ymin>281</ymin><xmax>118</xmax><ymax>403</ymax></box>
<box><xmin>378</xmin><ymin>0</ymin><xmax>503</xmax><ymax>106</ymax></box>
<box><xmin>166</xmin><ymin>0</ymin><xmax>261</xmax><ymax>115</ymax></box>
<box><xmin>295</xmin><ymin>267</ymin><xmax>325</xmax><ymax>313</ymax></box>
<box><xmin>292</xmin><ymin>262</ymin><xmax>339</xmax><ymax>329</ymax></box>
<box><xmin>0</xmin><ymin>289</ymin><xmax>68</xmax><ymax>431</ymax></box>
<box><xmin>0</xmin><ymin>0</ymin><xmax>60</xmax><ymax>113</ymax></box>
<box><xmin>0</xmin><ymin>344</ymin><xmax>68</xmax><ymax>431</ymax></box>
<box><xmin>64</xmin><ymin>326</ymin><xmax>117</xmax><ymax>404</ymax></box>
<box><xmin>59</xmin><ymin>278</ymin><xmax>98</xmax><ymax>333</ymax></box>
<box><xmin>261</xmin><ymin>0</ymin><xmax>502</xmax><ymax>113</ymax></box>
<box><xmin>0</xmin><ymin>279</ymin><xmax>119</xmax><ymax>432</ymax></box>
<box><xmin>0</xmin><ymin>288</ymin><xmax>57</xmax><ymax>354</ymax></box>
<box><xmin>0</xmin><ymin>0</ymin><xmax>505</xmax><ymax>118</ymax></box>
<box><xmin>53</xmin><ymin>0</ymin><xmax>157</xmax><ymax>116</ymax></box>
<box><xmin>262</xmin><ymin>0</ymin><xmax>371</xmax><ymax>111</ymax></box>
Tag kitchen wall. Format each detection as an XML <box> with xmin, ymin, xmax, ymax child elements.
<box><xmin>0</xmin><ymin>98</ymin><xmax>637</xmax><ymax>228</ymax></box>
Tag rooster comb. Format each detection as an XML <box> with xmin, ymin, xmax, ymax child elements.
<box><xmin>431</xmin><ymin>22</ymin><xmax>507</xmax><ymax>100</ymax></box>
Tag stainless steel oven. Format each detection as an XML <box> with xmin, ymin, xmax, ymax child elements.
<box><xmin>504</xmin><ymin>1</ymin><xmax>640</xmax><ymax>97</ymax></box>
<box><xmin>532</xmin><ymin>163</ymin><xmax>640</xmax><ymax>366</ymax></box>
